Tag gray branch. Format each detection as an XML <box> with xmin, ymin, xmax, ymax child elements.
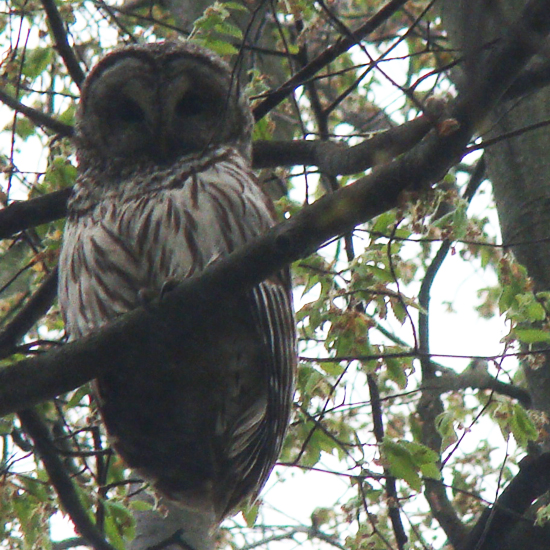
<box><xmin>0</xmin><ymin>0</ymin><xmax>549</xmax><ymax>419</ymax></box>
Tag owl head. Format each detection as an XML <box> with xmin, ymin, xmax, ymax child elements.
<box><xmin>75</xmin><ymin>41</ymin><xmax>254</xmax><ymax>175</ymax></box>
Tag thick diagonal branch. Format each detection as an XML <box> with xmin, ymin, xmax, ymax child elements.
<box><xmin>0</xmin><ymin>113</ymin><xmax>438</xmax><ymax>240</ymax></box>
<box><xmin>0</xmin><ymin>0</ymin><xmax>549</xmax><ymax>418</ymax></box>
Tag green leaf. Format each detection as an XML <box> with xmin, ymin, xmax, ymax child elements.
<box><xmin>0</xmin><ymin>414</ymin><xmax>13</xmax><ymax>435</ymax></box>
<box><xmin>20</xmin><ymin>475</ymin><xmax>50</xmax><ymax>501</ymax></box>
<box><xmin>66</xmin><ymin>385</ymin><xmax>91</xmax><ymax>408</ymax></box>
<box><xmin>23</xmin><ymin>48</ymin><xmax>52</xmax><ymax>78</ymax></box>
<box><xmin>381</xmin><ymin>438</ymin><xmax>421</xmax><ymax>491</ymax></box>
<box><xmin>535</xmin><ymin>502</ymin><xmax>550</xmax><ymax>526</ymax></box>
<box><xmin>195</xmin><ymin>38</ymin><xmax>238</xmax><ymax>56</ymax></box>
<box><xmin>319</xmin><ymin>361</ymin><xmax>345</xmax><ymax>377</ymax></box>
<box><xmin>216</xmin><ymin>20</ymin><xmax>243</xmax><ymax>39</ymax></box>
<box><xmin>45</xmin><ymin>158</ymin><xmax>77</xmax><ymax>188</ymax></box>
<box><xmin>514</xmin><ymin>328</ymin><xmax>550</xmax><ymax>344</ymax></box>
<box><xmin>286</xmin><ymin>43</ymin><xmax>300</xmax><ymax>55</ymax></box>
<box><xmin>510</xmin><ymin>404</ymin><xmax>538</xmax><ymax>447</ymax></box>
<box><xmin>381</xmin><ymin>438</ymin><xmax>441</xmax><ymax>491</ymax></box>
<box><xmin>14</xmin><ymin>117</ymin><xmax>36</xmax><ymax>140</ymax></box>
<box><xmin>452</xmin><ymin>200</ymin><xmax>469</xmax><ymax>240</ymax></box>
<box><xmin>58</xmin><ymin>104</ymin><xmax>77</xmax><ymax>125</ymax></box>
<box><xmin>222</xmin><ymin>1</ymin><xmax>249</xmax><ymax>11</ymax></box>
<box><xmin>104</xmin><ymin>500</ymin><xmax>135</xmax><ymax>548</ymax></box>
<box><xmin>435</xmin><ymin>411</ymin><xmax>458</xmax><ymax>452</ymax></box>
<box><xmin>420</xmin><ymin>462</ymin><xmax>441</xmax><ymax>480</ymax></box>
<box><xmin>526</xmin><ymin>300</ymin><xmax>546</xmax><ymax>322</ymax></box>
<box><xmin>367</xmin><ymin>265</ymin><xmax>395</xmax><ymax>283</ymax></box>
<box><xmin>400</xmin><ymin>440</ymin><xmax>439</xmax><ymax>465</ymax></box>
<box><xmin>371</xmin><ymin>211</ymin><xmax>396</xmax><ymax>234</ymax></box>
<box><xmin>252</xmin><ymin>116</ymin><xmax>273</xmax><ymax>141</ymax></box>
<box><xmin>385</xmin><ymin>357</ymin><xmax>407</xmax><ymax>389</ymax></box>
<box><xmin>301</xmin><ymin>366</ymin><xmax>325</xmax><ymax>397</ymax></box>
<box><xmin>241</xmin><ymin>501</ymin><xmax>260</xmax><ymax>527</ymax></box>
<box><xmin>129</xmin><ymin>499</ymin><xmax>153</xmax><ymax>512</ymax></box>
<box><xmin>193</xmin><ymin>12</ymin><xmax>225</xmax><ymax>32</ymax></box>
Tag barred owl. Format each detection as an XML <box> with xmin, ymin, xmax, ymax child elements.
<box><xmin>58</xmin><ymin>41</ymin><xmax>296</xmax><ymax>525</ymax></box>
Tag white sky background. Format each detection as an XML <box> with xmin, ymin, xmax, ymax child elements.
<box><xmin>0</xmin><ymin>11</ymin><xmax>520</xmax><ymax>550</ymax></box>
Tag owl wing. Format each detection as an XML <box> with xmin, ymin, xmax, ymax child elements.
<box><xmin>222</xmin><ymin>275</ymin><xmax>296</xmax><ymax>514</ymax></box>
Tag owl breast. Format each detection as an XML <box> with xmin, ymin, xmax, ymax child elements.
<box><xmin>59</xmin><ymin>148</ymin><xmax>273</xmax><ymax>336</ymax></box>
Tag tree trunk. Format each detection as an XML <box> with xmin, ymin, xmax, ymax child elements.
<box><xmin>440</xmin><ymin>0</ymin><xmax>550</xmax><ymax>427</ymax></box>
<box><xmin>440</xmin><ymin>1</ymin><xmax>550</xmax><ymax>547</ymax></box>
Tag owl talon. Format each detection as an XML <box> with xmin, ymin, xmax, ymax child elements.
<box><xmin>137</xmin><ymin>288</ymin><xmax>157</xmax><ymax>307</ymax></box>
<box><xmin>160</xmin><ymin>278</ymin><xmax>179</xmax><ymax>300</ymax></box>
<box><xmin>205</xmin><ymin>251</ymin><xmax>223</xmax><ymax>267</ymax></box>
<box><xmin>137</xmin><ymin>279</ymin><xmax>178</xmax><ymax>306</ymax></box>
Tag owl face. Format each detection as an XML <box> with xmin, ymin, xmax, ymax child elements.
<box><xmin>76</xmin><ymin>42</ymin><xmax>253</xmax><ymax>172</ymax></box>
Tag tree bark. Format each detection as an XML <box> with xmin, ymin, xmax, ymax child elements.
<box><xmin>440</xmin><ymin>0</ymin><xmax>550</xmax><ymax>434</ymax></box>
<box><xmin>440</xmin><ymin>1</ymin><xmax>550</xmax><ymax>548</ymax></box>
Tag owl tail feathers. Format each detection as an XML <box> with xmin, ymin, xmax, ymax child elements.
<box><xmin>148</xmin><ymin>473</ymin><xmax>224</xmax><ymax>521</ymax></box>
<box><xmin>128</xmin><ymin>492</ymin><xmax>218</xmax><ymax>550</ymax></box>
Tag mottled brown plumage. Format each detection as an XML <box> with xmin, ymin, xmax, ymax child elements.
<box><xmin>58</xmin><ymin>41</ymin><xmax>296</xmax><ymax>525</ymax></box>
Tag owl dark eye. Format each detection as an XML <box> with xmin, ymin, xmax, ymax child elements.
<box><xmin>115</xmin><ymin>98</ymin><xmax>145</xmax><ymax>123</ymax></box>
<box><xmin>175</xmin><ymin>92</ymin><xmax>210</xmax><ymax>117</ymax></box>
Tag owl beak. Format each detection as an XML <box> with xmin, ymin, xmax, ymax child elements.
<box><xmin>157</xmin><ymin>132</ymin><xmax>171</xmax><ymax>163</ymax></box>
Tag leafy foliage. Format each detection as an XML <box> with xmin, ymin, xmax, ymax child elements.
<box><xmin>0</xmin><ymin>1</ymin><xmax>546</xmax><ymax>549</ymax></box>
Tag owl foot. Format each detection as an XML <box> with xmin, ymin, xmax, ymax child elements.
<box><xmin>137</xmin><ymin>278</ymin><xmax>179</xmax><ymax>307</ymax></box>
<box><xmin>160</xmin><ymin>278</ymin><xmax>179</xmax><ymax>300</ymax></box>
<box><xmin>137</xmin><ymin>288</ymin><xmax>157</xmax><ymax>307</ymax></box>
<box><xmin>154</xmin><ymin>528</ymin><xmax>196</xmax><ymax>550</ymax></box>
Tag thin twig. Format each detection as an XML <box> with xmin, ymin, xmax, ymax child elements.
<box><xmin>40</xmin><ymin>0</ymin><xmax>86</xmax><ymax>87</ymax></box>
<box><xmin>0</xmin><ymin>88</ymin><xmax>74</xmax><ymax>137</ymax></box>
<box><xmin>367</xmin><ymin>374</ymin><xmax>408</xmax><ymax>549</ymax></box>
<box><xmin>253</xmin><ymin>0</ymin><xmax>410</xmax><ymax>120</ymax></box>
<box><xmin>18</xmin><ymin>409</ymin><xmax>116</xmax><ymax>550</ymax></box>
<box><xmin>0</xmin><ymin>268</ymin><xmax>59</xmax><ymax>357</ymax></box>
<box><xmin>240</xmin><ymin>525</ymin><xmax>347</xmax><ymax>550</ymax></box>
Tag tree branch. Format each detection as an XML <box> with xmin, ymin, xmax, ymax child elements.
<box><xmin>0</xmin><ymin>188</ymin><xmax>72</xmax><ymax>240</ymax></box>
<box><xmin>239</xmin><ymin>525</ymin><xmax>347</xmax><ymax>550</ymax></box>
<box><xmin>52</xmin><ymin>537</ymin><xmax>87</xmax><ymax>550</ymax></box>
<box><xmin>504</xmin><ymin>57</ymin><xmax>550</xmax><ymax>101</ymax></box>
<box><xmin>367</xmin><ymin>374</ymin><xmax>407</xmax><ymax>549</ymax></box>
<box><xmin>416</xmin><ymin>158</ymin><xmax>488</xmax><ymax>547</ymax></box>
<box><xmin>252</xmin><ymin>0</ymin><xmax>410</xmax><ymax>121</ymax></box>
<box><xmin>18</xmin><ymin>409</ymin><xmax>116</xmax><ymax>550</ymax></box>
<box><xmin>0</xmin><ymin>0</ymin><xmax>548</xmax><ymax>419</ymax></box>
<box><xmin>0</xmin><ymin>112</ymin><xmax>439</xmax><ymax>241</ymax></box>
<box><xmin>0</xmin><ymin>268</ymin><xmax>59</xmax><ymax>356</ymax></box>
<box><xmin>252</xmin><ymin>108</ymin><xmax>442</xmax><ymax>175</ymax></box>
<box><xmin>458</xmin><ymin>453</ymin><xmax>550</xmax><ymax>550</ymax></box>
<box><xmin>40</xmin><ymin>0</ymin><xmax>86</xmax><ymax>87</ymax></box>
<box><xmin>0</xmin><ymin>88</ymin><xmax>75</xmax><ymax>137</ymax></box>
<box><xmin>429</xmin><ymin>360</ymin><xmax>532</xmax><ymax>408</ymax></box>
